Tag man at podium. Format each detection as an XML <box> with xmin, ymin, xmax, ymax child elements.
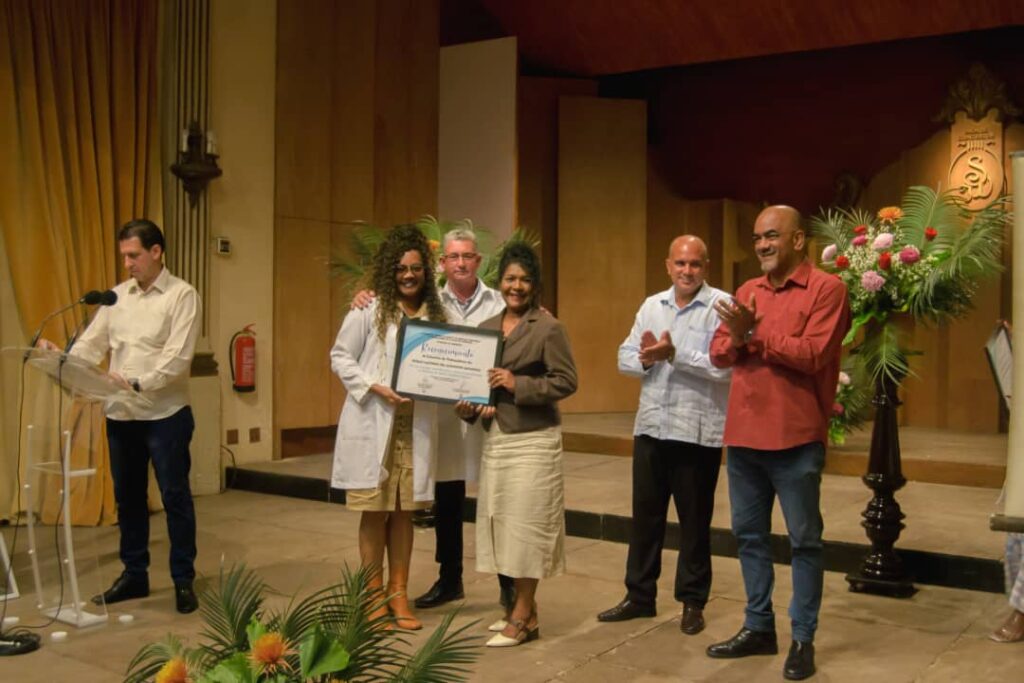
<box><xmin>39</xmin><ymin>219</ymin><xmax>202</xmax><ymax>614</ymax></box>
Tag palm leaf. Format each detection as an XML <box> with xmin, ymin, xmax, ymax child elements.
<box><xmin>898</xmin><ymin>185</ymin><xmax>957</xmax><ymax>252</ymax></box>
<box><xmin>478</xmin><ymin>226</ymin><xmax>543</xmax><ymax>288</ymax></box>
<box><xmin>393</xmin><ymin>611</ymin><xmax>481</xmax><ymax>683</ymax></box>
<box><xmin>808</xmin><ymin>209</ymin><xmax>850</xmax><ymax>253</ymax></box>
<box><xmin>198</xmin><ymin>564</ymin><xmax>266</xmax><ymax>659</ymax></box>
<box><xmin>124</xmin><ymin>634</ymin><xmax>208</xmax><ymax>683</ymax></box>
<box><xmin>857</xmin><ymin>320</ymin><xmax>911</xmax><ymax>385</ymax></box>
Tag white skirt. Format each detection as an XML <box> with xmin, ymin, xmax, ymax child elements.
<box><xmin>475</xmin><ymin>423</ymin><xmax>566</xmax><ymax>579</ymax></box>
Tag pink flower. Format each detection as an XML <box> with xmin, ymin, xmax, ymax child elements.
<box><xmin>872</xmin><ymin>232</ymin><xmax>893</xmax><ymax>250</ymax></box>
<box><xmin>861</xmin><ymin>270</ymin><xmax>886</xmax><ymax>292</ymax></box>
<box><xmin>878</xmin><ymin>252</ymin><xmax>892</xmax><ymax>270</ymax></box>
<box><xmin>832</xmin><ymin>402</ymin><xmax>845</xmax><ymax>416</ymax></box>
<box><xmin>899</xmin><ymin>246</ymin><xmax>920</xmax><ymax>264</ymax></box>
<box><xmin>853</xmin><ymin>225</ymin><xmax>868</xmax><ymax>235</ymax></box>
<box><xmin>821</xmin><ymin>244</ymin><xmax>837</xmax><ymax>262</ymax></box>
<box><xmin>852</xmin><ymin>235</ymin><xmax>868</xmax><ymax>247</ymax></box>
<box><xmin>835</xmin><ymin>255</ymin><xmax>850</xmax><ymax>270</ymax></box>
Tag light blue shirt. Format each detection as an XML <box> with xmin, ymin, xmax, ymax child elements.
<box><xmin>618</xmin><ymin>283</ymin><xmax>731</xmax><ymax>447</ymax></box>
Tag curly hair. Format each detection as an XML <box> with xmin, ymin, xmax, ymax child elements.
<box><xmin>497</xmin><ymin>241</ymin><xmax>543</xmax><ymax>309</ymax></box>
<box><xmin>370</xmin><ymin>224</ymin><xmax>446</xmax><ymax>339</ymax></box>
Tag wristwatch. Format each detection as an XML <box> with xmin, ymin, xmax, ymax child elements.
<box><xmin>129</xmin><ymin>378</ymin><xmax>141</xmax><ymax>392</ymax></box>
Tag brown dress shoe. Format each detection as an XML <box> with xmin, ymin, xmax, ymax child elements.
<box><xmin>680</xmin><ymin>604</ymin><xmax>705</xmax><ymax>635</ymax></box>
<box><xmin>989</xmin><ymin>609</ymin><xmax>1024</xmax><ymax>643</ymax></box>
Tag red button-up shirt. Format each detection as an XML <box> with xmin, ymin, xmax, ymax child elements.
<box><xmin>710</xmin><ymin>259</ymin><xmax>850</xmax><ymax>451</ymax></box>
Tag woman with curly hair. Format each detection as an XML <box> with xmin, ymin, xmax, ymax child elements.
<box><xmin>330</xmin><ymin>224</ymin><xmax>446</xmax><ymax>630</ymax></box>
<box><xmin>456</xmin><ymin>242</ymin><xmax>578</xmax><ymax>647</ymax></box>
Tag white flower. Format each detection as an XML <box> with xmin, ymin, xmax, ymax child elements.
<box><xmin>838</xmin><ymin>371</ymin><xmax>851</xmax><ymax>386</ymax></box>
<box><xmin>821</xmin><ymin>244</ymin><xmax>837</xmax><ymax>262</ymax></box>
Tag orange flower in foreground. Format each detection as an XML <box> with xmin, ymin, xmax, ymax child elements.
<box><xmin>877</xmin><ymin>206</ymin><xmax>903</xmax><ymax>222</ymax></box>
<box><xmin>251</xmin><ymin>632</ymin><xmax>293</xmax><ymax>672</ymax></box>
<box><xmin>155</xmin><ymin>658</ymin><xmax>189</xmax><ymax>683</ymax></box>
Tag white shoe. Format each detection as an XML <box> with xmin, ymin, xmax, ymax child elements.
<box><xmin>488</xmin><ymin>617</ymin><xmax>508</xmax><ymax>632</ymax></box>
<box><xmin>485</xmin><ymin>620</ymin><xmax>539</xmax><ymax>647</ymax></box>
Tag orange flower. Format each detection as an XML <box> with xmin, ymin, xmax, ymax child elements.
<box><xmin>155</xmin><ymin>658</ymin><xmax>189</xmax><ymax>683</ymax></box>
<box><xmin>877</xmin><ymin>206</ymin><xmax>903</xmax><ymax>222</ymax></box>
<box><xmin>428</xmin><ymin>239</ymin><xmax>440</xmax><ymax>253</ymax></box>
<box><xmin>251</xmin><ymin>632</ymin><xmax>292</xmax><ymax>672</ymax></box>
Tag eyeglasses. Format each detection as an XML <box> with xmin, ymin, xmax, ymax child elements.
<box><xmin>394</xmin><ymin>264</ymin><xmax>425</xmax><ymax>275</ymax></box>
<box><xmin>443</xmin><ymin>252</ymin><xmax>478</xmax><ymax>262</ymax></box>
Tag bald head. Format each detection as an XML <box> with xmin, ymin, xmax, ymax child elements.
<box><xmin>668</xmin><ymin>235</ymin><xmax>708</xmax><ymax>261</ymax></box>
<box><xmin>753</xmin><ymin>205</ymin><xmax>806</xmax><ymax>284</ymax></box>
<box><xmin>665</xmin><ymin>234</ymin><xmax>708</xmax><ymax>305</ymax></box>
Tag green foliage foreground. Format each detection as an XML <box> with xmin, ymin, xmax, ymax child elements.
<box><xmin>124</xmin><ymin>565</ymin><xmax>480</xmax><ymax>683</ymax></box>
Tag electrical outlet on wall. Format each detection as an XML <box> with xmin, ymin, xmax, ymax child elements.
<box><xmin>226</xmin><ymin>429</ymin><xmax>239</xmax><ymax>445</ymax></box>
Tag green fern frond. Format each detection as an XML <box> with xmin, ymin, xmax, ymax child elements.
<box><xmin>393</xmin><ymin>611</ymin><xmax>482</xmax><ymax>683</ymax></box>
<box><xmin>198</xmin><ymin>564</ymin><xmax>266</xmax><ymax>659</ymax></box>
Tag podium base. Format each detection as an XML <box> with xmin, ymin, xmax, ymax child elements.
<box><xmin>846</xmin><ymin>571</ymin><xmax>917</xmax><ymax>598</ymax></box>
<box><xmin>42</xmin><ymin>604</ymin><xmax>108</xmax><ymax>628</ymax></box>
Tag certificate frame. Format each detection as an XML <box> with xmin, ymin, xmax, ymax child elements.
<box><xmin>391</xmin><ymin>318</ymin><xmax>503</xmax><ymax>405</ymax></box>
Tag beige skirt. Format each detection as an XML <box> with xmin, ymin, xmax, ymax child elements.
<box><xmin>475</xmin><ymin>423</ymin><xmax>566</xmax><ymax>579</ymax></box>
<box><xmin>347</xmin><ymin>402</ymin><xmax>430</xmax><ymax>512</ymax></box>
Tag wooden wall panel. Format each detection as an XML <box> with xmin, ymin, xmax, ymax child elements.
<box><xmin>518</xmin><ymin>77</ymin><xmax>598</xmax><ymax>315</ymax></box>
<box><xmin>274</xmin><ymin>217</ymin><xmax>334</xmax><ymax>431</ymax></box>
<box><xmin>557</xmin><ymin>96</ymin><xmax>646</xmax><ymax>413</ymax></box>
<box><xmin>373</xmin><ymin>0</ymin><xmax>439</xmax><ymax>227</ymax></box>
<box><xmin>330</xmin><ymin>0</ymin><xmax>376</xmax><ymax>223</ymax></box>
<box><xmin>275</xmin><ymin>0</ymin><xmax>332</xmax><ymax>220</ymax></box>
<box><xmin>274</xmin><ymin>0</ymin><xmax>439</xmax><ymax>455</ymax></box>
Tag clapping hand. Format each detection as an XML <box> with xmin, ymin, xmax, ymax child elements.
<box><xmin>713</xmin><ymin>293</ymin><xmax>760</xmax><ymax>346</ymax></box>
<box><xmin>638</xmin><ymin>330</ymin><xmax>675</xmax><ymax>365</ymax></box>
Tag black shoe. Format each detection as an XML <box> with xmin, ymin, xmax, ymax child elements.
<box><xmin>175</xmin><ymin>583</ymin><xmax>199</xmax><ymax>614</ymax></box>
<box><xmin>680</xmin><ymin>604</ymin><xmax>705</xmax><ymax>635</ymax></box>
<box><xmin>706</xmin><ymin>627</ymin><xmax>778</xmax><ymax>658</ymax></box>
<box><xmin>413</xmin><ymin>580</ymin><xmax>465</xmax><ymax>609</ymax></box>
<box><xmin>91</xmin><ymin>572</ymin><xmax>149</xmax><ymax>605</ymax></box>
<box><xmin>783</xmin><ymin>640</ymin><xmax>815</xmax><ymax>680</ymax></box>
<box><xmin>597</xmin><ymin>597</ymin><xmax>656</xmax><ymax>622</ymax></box>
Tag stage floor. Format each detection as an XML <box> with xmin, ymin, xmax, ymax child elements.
<box><xmin>1</xmin><ymin>489</ymin><xmax>1016</xmax><ymax>683</ymax></box>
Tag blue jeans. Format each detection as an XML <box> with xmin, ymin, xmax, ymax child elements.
<box><xmin>727</xmin><ymin>442</ymin><xmax>824</xmax><ymax>643</ymax></box>
<box><xmin>107</xmin><ymin>407</ymin><xmax>197</xmax><ymax>584</ymax></box>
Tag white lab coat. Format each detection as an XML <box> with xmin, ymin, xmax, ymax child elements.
<box><xmin>329</xmin><ymin>302</ymin><xmax>437</xmax><ymax>501</ymax></box>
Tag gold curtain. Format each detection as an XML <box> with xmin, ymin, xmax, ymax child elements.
<box><xmin>0</xmin><ymin>0</ymin><xmax>161</xmax><ymax>525</ymax></box>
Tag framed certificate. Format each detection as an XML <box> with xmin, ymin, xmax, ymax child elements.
<box><xmin>391</xmin><ymin>318</ymin><xmax>503</xmax><ymax>405</ymax></box>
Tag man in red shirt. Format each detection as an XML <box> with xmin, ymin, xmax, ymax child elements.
<box><xmin>706</xmin><ymin>206</ymin><xmax>850</xmax><ymax>681</ymax></box>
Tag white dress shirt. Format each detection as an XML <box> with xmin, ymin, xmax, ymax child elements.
<box><xmin>71</xmin><ymin>267</ymin><xmax>201</xmax><ymax>421</ymax></box>
<box><xmin>436</xmin><ymin>279</ymin><xmax>506</xmax><ymax>482</ymax></box>
<box><xmin>618</xmin><ymin>283</ymin><xmax>731</xmax><ymax>447</ymax></box>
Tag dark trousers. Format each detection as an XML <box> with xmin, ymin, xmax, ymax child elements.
<box><xmin>106</xmin><ymin>406</ymin><xmax>197</xmax><ymax>584</ymax></box>
<box><xmin>625</xmin><ymin>435</ymin><xmax>721</xmax><ymax>608</ymax></box>
<box><xmin>433</xmin><ymin>479</ymin><xmax>514</xmax><ymax>595</ymax></box>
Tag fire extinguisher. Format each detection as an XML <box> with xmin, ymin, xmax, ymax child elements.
<box><xmin>229</xmin><ymin>324</ymin><xmax>256</xmax><ymax>392</ymax></box>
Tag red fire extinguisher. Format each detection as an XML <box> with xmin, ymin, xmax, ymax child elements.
<box><xmin>230</xmin><ymin>324</ymin><xmax>256</xmax><ymax>392</ymax></box>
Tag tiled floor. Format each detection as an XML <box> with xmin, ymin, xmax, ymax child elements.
<box><xmin>1</xmin><ymin>489</ymin><xmax>1019</xmax><ymax>682</ymax></box>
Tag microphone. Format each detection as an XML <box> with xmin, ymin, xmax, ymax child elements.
<box><xmin>64</xmin><ymin>290</ymin><xmax>119</xmax><ymax>353</ymax></box>
<box><xmin>28</xmin><ymin>290</ymin><xmax>116</xmax><ymax>350</ymax></box>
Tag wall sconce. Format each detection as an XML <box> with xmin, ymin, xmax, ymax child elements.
<box><xmin>170</xmin><ymin>120</ymin><xmax>222</xmax><ymax>207</ymax></box>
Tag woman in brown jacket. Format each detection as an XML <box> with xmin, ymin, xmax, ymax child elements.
<box><xmin>455</xmin><ymin>242</ymin><xmax>578</xmax><ymax>647</ymax></box>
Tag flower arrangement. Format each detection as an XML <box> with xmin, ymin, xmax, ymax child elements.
<box><xmin>331</xmin><ymin>216</ymin><xmax>541</xmax><ymax>302</ymax></box>
<box><xmin>127</xmin><ymin>564</ymin><xmax>479</xmax><ymax>683</ymax></box>
<box><xmin>811</xmin><ymin>186</ymin><xmax>1009</xmax><ymax>443</ymax></box>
